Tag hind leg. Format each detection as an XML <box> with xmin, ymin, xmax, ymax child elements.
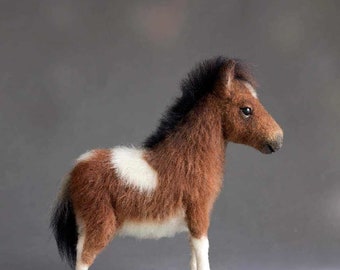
<box><xmin>75</xmin><ymin>207</ymin><xmax>117</xmax><ymax>270</ymax></box>
<box><xmin>76</xmin><ymin>229</ymin><xmax>87</xmax><ymax>270</ymax></box>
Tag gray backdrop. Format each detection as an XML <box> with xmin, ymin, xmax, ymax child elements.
<box><xmin>1</xmin><ymin>1</ymin><xmax>340</xmax><ymax>269</ymax></box>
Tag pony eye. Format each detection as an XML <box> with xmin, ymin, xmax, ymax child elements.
<box><xmin>240</xmin><ymin>107</ymin><xmax>252</xmax><ymax>117</ymax></box>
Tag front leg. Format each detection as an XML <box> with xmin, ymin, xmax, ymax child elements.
<box><xmin>186</xmin><ymin>204</ymin><xmax>211</xmax><ymax>270</ymax></box>
<box><xmin>190</xmin><ymin>239</ymin><xmax>197</xmax><ymax>270</ymax></box>
<box><xmin>191</xmin><ymin>236</ymin><xmax>210</xmax><ymax>270</ymax></box>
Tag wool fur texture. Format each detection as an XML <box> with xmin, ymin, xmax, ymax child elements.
<box><xmin>51</xmin><ymin>57</ymin><xmax>283</xmax><ymax>270</ymax></box>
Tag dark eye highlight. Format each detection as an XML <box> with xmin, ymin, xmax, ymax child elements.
<box><xmin>240</xmin><ymin>107</ymin><xmax>252</xmax><ymax>117</ymax></box>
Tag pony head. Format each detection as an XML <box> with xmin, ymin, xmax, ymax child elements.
<box><xmin>221</xmin><ymin>61</ymin><xmax>283</xmax><ymax>154</ymax></box>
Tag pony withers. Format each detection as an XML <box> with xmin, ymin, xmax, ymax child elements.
<box><xmin>51</xmin><ymin>57</ymin><xmax>283</xmax><ymax>270</ymax></box>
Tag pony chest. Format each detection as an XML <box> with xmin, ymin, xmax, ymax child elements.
<box><xmin>117</xmin><ymin>211</ymin><xmax>188</xmax><ymax>239</ymax></box>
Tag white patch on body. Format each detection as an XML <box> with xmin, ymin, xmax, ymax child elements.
<box><xmin>117</xmin><ymin>210</ymin><xmax>188</xmax><ymax>239</ymax></box>
<box><xmin>191</xmin><ymin>236</ymin><xmax>210</xmax><ymax>270</ymax></box>
<box><xmin>111</xmin><ymin>146</ymin><xmax>158</xmax><ymax>193</ymax></box>
<box><xmin>76</xmin><ymin>150</ymin><xmax>95</xmax><ymax>163</ymax></box>
<box><xmin>243</xmin><ymin>81</ymin><xmax>257</xmax><ymax>98</ymax></box>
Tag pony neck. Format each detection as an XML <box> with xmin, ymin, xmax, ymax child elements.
<box><xmin>146</xmin><ymin>94</ymin><xmax>226</xmax><ymax>181</ymax></box>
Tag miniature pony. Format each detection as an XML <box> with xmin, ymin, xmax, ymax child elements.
<box><xmin>51</xmin><ymin>57</ymin><xmax>283</xmax><ymax>270</ymax></box>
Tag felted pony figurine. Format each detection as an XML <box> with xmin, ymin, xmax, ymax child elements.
<box><xmin>51</xmin><ymin>57</ymin><xmax>283</xmax><ymax>270</ymax></box>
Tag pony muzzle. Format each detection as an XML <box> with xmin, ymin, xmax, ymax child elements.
<box><xmin>261</xmin><ymin>133</ymin><xmax>283</xmax><ymax>154</ymax></box>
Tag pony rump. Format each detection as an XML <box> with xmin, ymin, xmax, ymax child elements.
<box><xmin>50</xmin><ymin>187</ymin><xmax>78</xmax><ymax>268</ymax></box>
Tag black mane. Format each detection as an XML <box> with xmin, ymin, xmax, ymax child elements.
<box><xmin>143</xmin><ymin>56</ymin><xmax>254</xmax><ymax>149</ymax></box>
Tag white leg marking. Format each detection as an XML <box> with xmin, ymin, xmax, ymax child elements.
<box><xmin>111</xmin><ymin>146</ymin><xmax>158</xmax><ymax>193</ymax></box>
<box><xmin>76</xmin><ymin>232</ymin><xmax>88</xmax><ymax>270</ymax></box>
<box><xmin>243</xmin><ymin>81</ymin><xmax>258</xmax><ymax>98</ymax></box>
<box><xmin>190</xmin><ymin>240</ymin><xmax>197</xmax><ymax>270</ymax></box>
<box><xmin>76</xmin><ymin>232</ymin><xmax>85</xmax><ymax>263</ymax></box>
<box><xmin>191</xmin><ymin>236</ymin><xmax>210</xmax><ymax>270</ymax></box>
<box><xmin>76</xmin><ymin>263</ymin><xmax>89</xmax><ymax>270</ymax></box>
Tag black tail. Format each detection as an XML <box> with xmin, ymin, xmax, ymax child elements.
<box><xmin>50</xmin><ymin>193</ymin><xmax>78</xmax><ymax>269</ymax></box>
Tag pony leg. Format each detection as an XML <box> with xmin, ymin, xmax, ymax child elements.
<box><xmin>186</xmin><ymin>204</ymin><xmax>211</xmax><ymax>270</ymax></box>
<box><xmin>75</xmin><ymin>207</ymin><xmax>117</xmax><ymax>270</ymax></box>
<box><xmin>190</xmin><ymin>236</ymin><xmax>210</xmax><ymax>270</ymax></box>
<box><xmin>75</xmin><ymin>226</ymin><xmax>88</xmax><ymax>270</ymax></box>
<box><xmin>190</xmin><ymin>238</ymin><xmax>197</xmax><ymax>270</ymax></box>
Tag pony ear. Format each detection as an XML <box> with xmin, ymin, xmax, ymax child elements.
<box><xmin>223</xmin><ymin>60</ymin><xmax>236</xmax><ymax>94</ymax></box>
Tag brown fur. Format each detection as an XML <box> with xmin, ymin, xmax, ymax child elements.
<box><xmin>69</xmin><ymin>94</ymin><xmax>225</xmax><ymax>264</ymax></box>
<box><xmin>62</xmin><ymin>61</ymin><xmax>283</xmax><ymax>267</ymax></box>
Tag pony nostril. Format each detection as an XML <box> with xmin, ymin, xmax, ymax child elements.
<box><xmin>269</xmin><ymin>134</ymin><xmax>283</xmax><ymax>152</ymax></box>
<box><xmin>262</xmin><ymin>134</ymin><xmax>283</xmax><ymax>154</ymax></box>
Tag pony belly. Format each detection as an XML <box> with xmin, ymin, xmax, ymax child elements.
<box><xmin>117</xmin><ymin>211</ymin><xmax>188</xmax><ymax>239</ymax></box>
